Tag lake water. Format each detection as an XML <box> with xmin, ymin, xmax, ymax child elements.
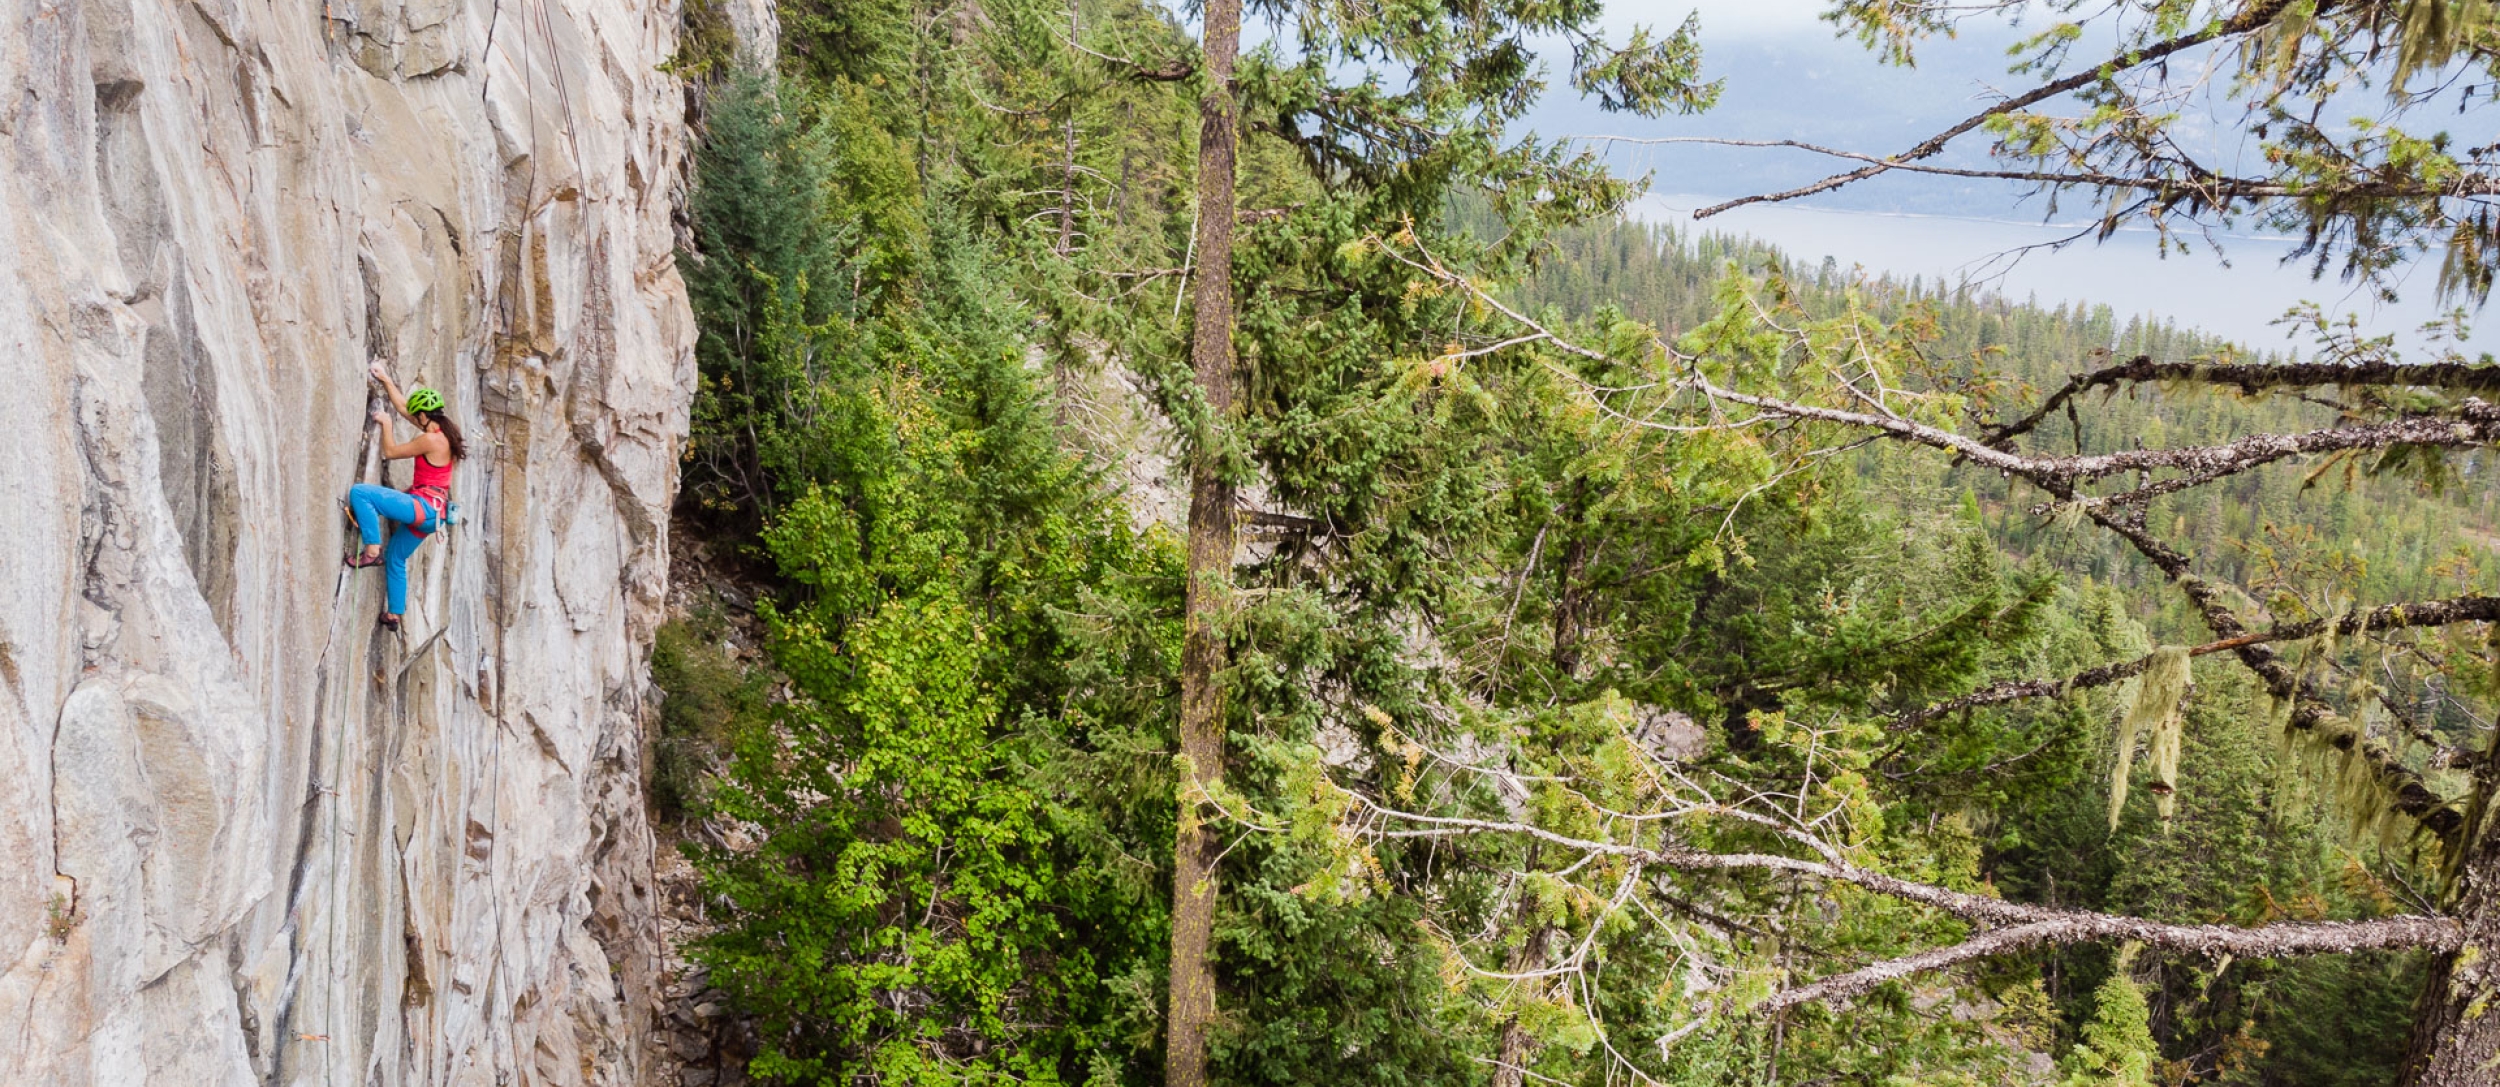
<box><xmin>1632</xmin><ymin>193</ymin><xmax>2489</xmax><ymax>358</ymax></box>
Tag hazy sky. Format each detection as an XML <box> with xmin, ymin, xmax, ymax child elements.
<box><xmin>1240</xmin><ymin>0</ymin><xmax>2483</xmax><ymax>351</ymax></box>
<box><xmin>1634</xmin><ymin>0</ymin><xmax>1832</xmax><ymax>38</ymax></box>
<box><xmin>1537</xmin><ymin>2</ymin><xmax>2489</xmax><ymax>353</ymax></box>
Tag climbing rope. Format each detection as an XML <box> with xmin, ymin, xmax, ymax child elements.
<box><xmin>529</xmin><ymin>0</ymin><xmax>586</xmax><ymax>178</ymax></box>
<box><xmin>318</xmin><ymin>0</ymin><xmax>568</xmax><ymax>1060</ymax></box>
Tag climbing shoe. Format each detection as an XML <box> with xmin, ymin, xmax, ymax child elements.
<box><xmin>377</xmin><ymin>613</ymin><xmax>401</xmax><ymax>631</ymax></box>
<box><xmin>344</xmin><ymin>552</ymin><xmax>384</xmax><ymax>569</ymax></box>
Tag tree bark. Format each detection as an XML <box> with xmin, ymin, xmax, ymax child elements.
<box><xmin>2400</xmin><ymin>759</ymin><xmax>2500</xmax><ymax>1086</ymax></box>
<box><xmin>1489</xmin><ymin>920</ymin><xmax>1554</xmax><ymax>1087</ymax></box>
<box><xmin>1548</xmin><ymin>483</ymin><xmax>1592</xmax><ymax>682</ymax></box>
<box><xmin>1492</xmin><ymin>521</ymin><xmax>1593</xmax><ymax>1087</ymax></box>
<box><xmin>1165</xmin><ymin>2</ymin><xmax>1241</xmax><ymax>1085</ymax></box>
<box><xmin>1053</xmin><ymin>0</ymin><xmax>1080</xmax><ymax>258</ymax></box>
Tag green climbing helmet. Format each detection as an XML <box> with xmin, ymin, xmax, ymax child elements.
<box><xmin>405</xmin><ymin>386</ymin><xmax>445</xmax><ymax>415</ymax></box>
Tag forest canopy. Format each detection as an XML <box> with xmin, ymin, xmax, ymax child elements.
<box><xmin>656</xmin><ymin>1</ymin><xmax>2500</xmax><ymax>1085</ymax></box>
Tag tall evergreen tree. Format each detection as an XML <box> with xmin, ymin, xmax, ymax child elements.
<box><xmin>1166</xmin><ymin>3</ymin><xmax>1243</xmax><ymax>1084</ymax></box>
<box><xmin>1141</xmin><ymin>4</ymin><xmax>1718</xmax><ymax>1080</ymax></box>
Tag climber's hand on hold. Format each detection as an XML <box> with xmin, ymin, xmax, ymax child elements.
<box><xmin>371</xmin><ymin>409</ymin><xmax>390</xmax><ymax>428</ymax></box>
<box><xmin>368</xmin><ymin>360</ymin><xmax>391</xmax><ymax>385</ymax></box>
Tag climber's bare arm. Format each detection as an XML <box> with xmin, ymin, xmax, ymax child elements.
<box><xmin>366</xmin><ymin>363</ymin><xmax>444</xmax><ymax>461</ymax></box>
<box><xmin>368</xmin><ymin>360</ymin><xmax>413</xmax><ymax>420</ymax></box>
<box><xmin>374</xmin><ymin>417</ymin><xmax>416</xmax><ymax>460</ymax></box>
<box><xmin>371</xmin><ymin>411</ymin><xmax>448</xmax><ymax>462</ymax></box>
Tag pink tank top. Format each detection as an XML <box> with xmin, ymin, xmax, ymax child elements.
<box><xmin>406</xmin><ymin>445</ymin><xmax>453</xmax><ymax>532</ymax></box>
<box><xmin>411</xmin><ymin>446</ymin><xmax>454</xmax><ymax>492</ymax></box>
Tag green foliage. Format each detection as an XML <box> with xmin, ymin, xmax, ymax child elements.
<box><xmin>681</xmin><ymin>75</ymin><xmax>859</xmax><ymax>522</ymax></box>
<box><xmin>650</xmin><ymin>613</ymin><xmax>773</xmax><ymax>821</ymax></box>
<box><xmin>666</xmin><ymin>1</ymin><xmax>2497</xmax><ymax>1083</ymax></box>
<box><xmin>2226</xmin><ymin>952</ymin><xmax>2425</xmax><ymax>1087</ymax></box>
<box><xmin>692</xmin><ymin>250</ymin><xmax>1185</xmax><ymax>1080</ymax></box>
<box><xmin>774</xmin><ymin>0</ymin><xmax>912</xmax><ymax>89</ymax></box>
<box><xmin>679</xmin><ymin>31</ymin><xmax>1184</xmax><ymax>1081</ymax></box>
<box><xmin>2059</xmin><ymin>950</ymin><xmax>2158</xmax><ymax>1087</ymax></box>
<box><xmin>670</xmin><ymin>0</ymin><xmax>743</xmax><ymax>78</ymax></box>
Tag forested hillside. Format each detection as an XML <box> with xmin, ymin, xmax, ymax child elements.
<box><xmin>654</xmin><ymin>1</ymin><xmax>2500</xmax><ymax>1085</ymax></box>
<box><xmin>1507</xmin><ymin>218</ymin><xmax>2500</xmax><ymax>1084</ymax></box>
<box><xmin>1515</xmin><ymin>220</ymin><xmax>2500</xmax><ymax>610</ymax></box>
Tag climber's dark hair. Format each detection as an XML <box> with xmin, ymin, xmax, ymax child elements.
<box><xmin>420</xmin><ymin>410</ymin><xmax>468</xmax><ymax>461</ymax></box>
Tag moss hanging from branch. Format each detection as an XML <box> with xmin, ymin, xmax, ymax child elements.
<box><xmin>2274</xmin><ymin>615</ymin><xmax>2416</xmax><ymax>852</ymax></box>
<box><xmin>2110</xmin><ymin>646</ymin><xmax>2191</xmax><ymax>832</ymax></box>
<box><xmin>2149</xmin><ymin>696</ymin><xmax>2184</xmax><ymax>826</ymax></box>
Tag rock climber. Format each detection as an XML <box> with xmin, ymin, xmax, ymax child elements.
<box><xmin>345</xmin><ymin>361</ymin><xmax>465</xmax><ymax>630</ymax></box>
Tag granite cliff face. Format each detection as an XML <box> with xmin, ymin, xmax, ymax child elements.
<box><xmin>0</xmin><ymin>0</ymin><xmax>695</xmax><ymax>1081</ymax></box>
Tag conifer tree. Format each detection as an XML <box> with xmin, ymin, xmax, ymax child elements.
<box><xmin>1140</xmin><ymin>4</ymin><xmax>1718</xmax><ymax>1080</ymax></box>
<box><xmin>1165</xmin><ymin>4</ymin><xmax>1242</xmax><ymax>1084</ymax></box>
<box><xmin>2059</xmin><ymin>949</ymin><xmax>2159</xmax><ymax>1087</ymax></box>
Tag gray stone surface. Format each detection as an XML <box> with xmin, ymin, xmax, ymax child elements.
<box><xmin>0</xmin><ymin>0</ymin><xmax>695</xmax><ymax>1081</ymax></box>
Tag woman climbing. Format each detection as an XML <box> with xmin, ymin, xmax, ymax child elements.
<box><xmin>346</xmin><ymin>361</ymin><xmax>465</xmax><ymax>630</ymax></box>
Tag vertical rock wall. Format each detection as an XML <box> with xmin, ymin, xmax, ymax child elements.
<box><xmin>0</xmin><ymin>0</ymin><xmax>694</xmax><ymax>1081</ymax></box>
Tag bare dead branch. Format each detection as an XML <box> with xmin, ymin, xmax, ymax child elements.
<box><xmin>1697</xmin><ymin>379</ymin><xmax>2500</xmax><ymax>490</ymax></box>
<box><xmin>1128</xmin><ymin>59</ymin><xmax>1194</xmax><ymax>82</ymax></box>
<box><xmin>1584</xmin><ymin>135</ymin><xmax>2492</xmax><ymax>205</ymax></box>
<box><xmin>1989</xmin><ymin>356</ymin><xmax>2500</xmax><ymax>449</ymax></box>
<box><xmin>1762</xmin><ymin>913</ymin><xmax>2463</xmax><ymax>1012</ymax></box>
<box><xmin>1058</xmin><ymin>30</ymin><xmax>1195</xmax><ymax>83</ymax></box>
<box><xmin>1694</xmin><ymin>0</ymin><xmax>2322</xmax><ymax>218</ymax></box>
<box><xmin>1895</xmin><ymin>594</ymin><xmax>2500</xmax><ymax>727</ymax></box>
<box><xmin>1242</xmin><ymin>508</ymin><xmax>1328</xmax><ymax>537</ymax></box>
<box><xmin>2040</xmin><ymin>409</ymin><xmax>2500</xmax><ymax>488</ymax></box>
<box><xmin>1342</xmin><ymin>795</ymin><xmax>2462</xmax><ymax>965</ymax></box>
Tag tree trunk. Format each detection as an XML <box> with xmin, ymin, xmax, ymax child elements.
<box><xmin>1549</xmin><ymin>534</ymin><xmax>1589</xmax><ymax>680</ymax></box>
<box><xmin>1493</xmin><ymin>530</ymin><xmax>1591</xmax><ymax>1087</ymax></box>
<box><xmin>1053</xmin><ymin>0</ymin><xmax>1079</xmax><ymax>257</ymax></box>
<box><xmin>2399</xmin><ymin>784</ymin><xmax>2500</xmax><ymax>1084</ymax></box>
<box><xmin>1115</xmin><ymin>102</ymin><xmax>1135</xmax><ymax>230</ymax></box>
<box><xmin>1490</xmin><ymin>922</ymin><xmax>1555</xmax><ymax>1087</ymax></box>
<box><xmin>1548</xmin><ymin>483</ymin><xmax>1592</xmax><ymax>681</ymax></box>
<box><xmin>1165</xmin><ymin>3</ymin><xmax>1242</xmax><ymax>1086</ymax></box>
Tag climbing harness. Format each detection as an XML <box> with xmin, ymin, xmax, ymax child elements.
<box><xmin>409</xmin><ymin>485</ymin><xmax>450</xmax><ymax>535</ymax></box>
<box><xmin>407</xmin><ymin>488</ymin><xmax>465</xmax><ymax>533</ymax></box>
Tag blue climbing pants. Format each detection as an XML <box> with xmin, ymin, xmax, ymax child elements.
<box><xmin>349</xmin><ymin>483</ymin><xmax>436</xmax><ymax>616</ymax></box>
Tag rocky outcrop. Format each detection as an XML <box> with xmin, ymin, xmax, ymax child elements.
<box><xmin>0</xmin><ymin>0</ymin><xmax>694</xmax><ymax>1082</ymax></box>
